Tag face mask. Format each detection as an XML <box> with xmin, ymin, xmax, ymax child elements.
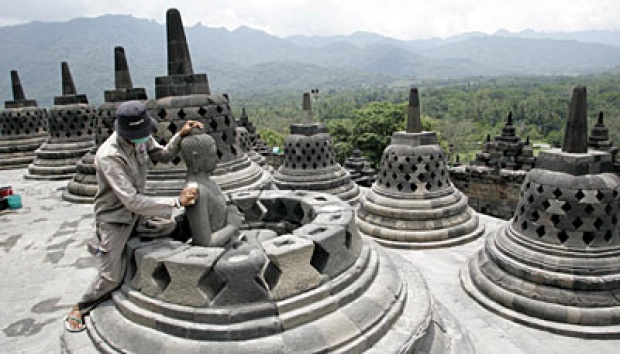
<box><xmin>130</xmin><ymin>136</ymin><xmax>150</xmax><ymax>144</ymax></box>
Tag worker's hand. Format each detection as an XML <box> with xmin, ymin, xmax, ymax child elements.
<box><xmin>179</xmin><ymin>186</ymin><xmax>199</xmax><ymax>206</ymax></box>
<box><xmin>180</xmin><ymin>120</ymin><xmax>204</xmax><ymax>137</ymax></box>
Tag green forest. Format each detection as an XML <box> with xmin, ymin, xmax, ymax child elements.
<box><xmin>233</xmin><ymin>72</ymin><xmax>620</xmax><ymax>167</ymax></box>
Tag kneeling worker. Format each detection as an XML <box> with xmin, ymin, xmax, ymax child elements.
<box><xmin>65</xmin><ymin>100</ymin><xmax>203</xmax><ymax>332</ymax></box>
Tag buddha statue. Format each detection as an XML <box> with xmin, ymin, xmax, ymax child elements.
<box><xmin>180</xmin><ymin>131</ymin><xmax>243</xmax><ymax>246</ymax></box>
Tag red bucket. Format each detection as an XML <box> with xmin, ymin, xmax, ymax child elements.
<box><xmin>0</xmin><ymin>186</ymin><xmax>13</xmax><ymax>197</ymax></box>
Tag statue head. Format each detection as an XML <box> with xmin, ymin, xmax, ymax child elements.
<box><xmin>181</xmin><ymin>131</ymin><xmax>218</xmax><ymax>175</ymax></box>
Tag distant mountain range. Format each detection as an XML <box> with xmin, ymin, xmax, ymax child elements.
<box><xmin>0</xmin><ymin>14</ymin><xmax>619</xmax><ymax>106</ymax></box>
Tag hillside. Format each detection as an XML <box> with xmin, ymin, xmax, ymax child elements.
<box><xmin>1</xmin><ymin>15</ymin><xmax>620</xmax><ymax>106</ymax></box>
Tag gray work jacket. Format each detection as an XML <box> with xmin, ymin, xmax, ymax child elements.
<box><xmin>93</xmin><ymin>131</ymin><xmax>182</xmax><ymax>225</ymax></box>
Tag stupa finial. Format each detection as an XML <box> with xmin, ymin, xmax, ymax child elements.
<box><xmin>406</xmin><ymin>88</ymin><xmax>422</xmax><ymax>133</ymax></box>
<box><xmin>562</xmin><ymin>86</ymin><xmax>588</xmax><ymax>154</ymax></box>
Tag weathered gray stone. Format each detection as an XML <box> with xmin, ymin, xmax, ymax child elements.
<box><xmin>273</xmin><ymin>93</ymin><xmax>359</xmax><ymax>204</ymax></box>
<box><xmin>0</xmin><ymin>71</ymin><xmax>47</xmax><ymax>170</ymax></box>
<box><xmin>462</xmin><ymin>86</ymin><xmax>620</xmax><ymax>337</ymax></box>
<box><xmin>262</xmin><ymin>234</ymin><xmax>322</xmax><ymax>299</ymax></box>
<box><xmin>144</xmin><ymin>10</ymin><xmax>271</xmax><ymax>197</ymax></box>
<box><xmin>357</xmin><ymin>87</ymin><xmax>484</xmax><ymax>248</ymax></box>
<box><xmin>25</xmin><ymin>62</ymin><xmax>95</xmax><ymax>180</ymax></box>
<box><xmin>161</xmin><ymin>247</ymin><xmax>225</xmax><ymax>306</ymax></box>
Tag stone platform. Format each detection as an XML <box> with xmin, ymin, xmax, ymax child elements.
<box><xmin>1</xmin><ymin>167</ymin><xmax>619</xmax><ymax>353</ymax></box>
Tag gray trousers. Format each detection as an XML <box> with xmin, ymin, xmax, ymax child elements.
<box><xmin>77</xmin><ymin>217</ymin><xmax>176</xmax><ymax>315</ymax></box>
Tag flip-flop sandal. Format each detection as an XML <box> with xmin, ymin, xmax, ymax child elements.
<box><xmin>64</xmin><ymin>315</ymin><xmax>86</xmax><ymax>332</ymax></box>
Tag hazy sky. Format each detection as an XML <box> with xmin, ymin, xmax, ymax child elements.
<box><xmin>0</xmin><ymin>0</ymin><xmax>618</xmax><ymax>39</ymax></box>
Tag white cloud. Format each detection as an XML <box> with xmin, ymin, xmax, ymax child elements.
<box><xmin>0</xmin><ymin>0</ymin><xmax>619</xmax><ymax>39</ymax></box>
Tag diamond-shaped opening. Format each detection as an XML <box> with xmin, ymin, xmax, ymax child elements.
<box><xmin>209</xmin><ymin>119</ymin><xmax>218</xmax><ymax>131</ymax></box>
<box><xmin>542</xmin><ymin>199</ymin><xmax>551</xmax><ymax>210</ymax></box>
<box><xmin>393</xmin><ymin>155</ymin><xmax>398</xmax><ymax>162</ymax></box>
<box><xmin>171</xmin><ymin>156</ymin><xmax>182</xmax><ymax>165</ymax></box>
<box><xmin>412</xmin><ymin>165</ymin><xmax>417</xmax><ymax>172</ymax></box>
<box><xmin>525</xmin><ymin>182</ymin><xmax>531</xmax><ymax>190</ymax></box>
<box><xmin>536</xmin><ymin>185</ymin><xmax>544</xmax><ymax>194</ymax></box>
<box><xmin>593</xmin><ymin>218</ymin><xmax>604</xmax><ymax>231</ymax></box>
<box><xmin>410</xmin><ymin>183</ymin><xmax>417</xmax><ymax>192</ymax></box>
<box><xmin>263</xmin><ymin>261</ymin><xmax>282</xmax><ymax>290</ymax></box>
<box><xmin>398</xmin><ymin>164</ymin><xmax>404</xmax><ymax>171</ymax></box>
<box><xmin>438</xmin><ymin>180</ymin><xmax>443</xmax><ymax>188</ymax></box>
<box><xmin>425</xmin><ymin>181</ymin><xmax>432</xmax><ymax>191</ymax></box>
<box><xmin>392</xmin><ymin>172</ymin><xmax>397</xmax><ymax>180</ymax></box>
<box><xmin>198</xmin><ymin>269</ymin><xmax>225</xmax><ymax>300</ymax></box>
<box><xmin>152</xmin><ymin>264</ymin><xmax>171</xmax><ymax>292</ymax></box>
<box><xmin>397</xmin><ymin>183</ymin><xmax>404</xmax><ymax>191</ymax></box>
<box><xmin>405</xmin><ymin>157</ymin><xmax>411</xmax><ymax>163</ymax></box>
<box><xmin>404</xmin><ymin>174</ymin><xmax>411</xmax><ymax>181</ymax></box>
<box><xmin>536</xmin><ymin>226</ymin><xmax>546</xmax><ymax>237</ymax></box>
<box><xmin>310</xmin><ymin>243</ymin><xmax>330</xmax><ymax>274</ymax></box>
<box><xmin>385</xmin><ymin>182</ymin><xmax>391</xmax><ymax>188</ymax></box>
<box><xmin>158</xmin><ymin>109</ymin><xmax>167</xmax><ymax>118</ymax></box>
<box><xmin>198</xmin><ymin>107</ymin><xmax>207</xmax><ymax>116</ymax></box>
<box><xmin>583</xmin><ymin>232</ymin><xmax>595</xmax><ymax>245</ymax></box>
<box><xmin>430</xmin><ymin>171</ymin><xmax>436</xmax><ymax>179</ymax></box>
<box><xmin>168</xmin><ymin>121</ymin><xmax>178</xmax><ymax>134</ymax></box>
<box><xmin>604</xmin><ymin>231</ymin><xmax>613</xmax><ymax>242</ymax></box>
<box><xmin>612</xmin><ymin>216</ymin><xmax>618</xmax><ymax>225</ymax></box>
<box><xmin>596</xmin><ymin>190</ymin><xmax>605</xmax><ymax>202</ymax></box>
<box><xmin>224</xmin><ymin>116</ymin><xmax>231</xmax><ymax>126</ymax></box>
<box><xmin>216</xmin><ymin>150</ymin><xmax>223</xmax><ymax>159</ymax></box>
<box><xmin>178</xmin><ymin>109</ymin><xmax>186</xmax><ymax>119</ymax></box>
<box><xmin>216</xmin><ymin>105</ymin><xmax>223</xmax><ymax>113</ymax></box>
<box><xmin>222</xmin><ymin>131</ymin><xmax>228</xmax><ymax>142</ymax></box>
<box><xmin>572</xmin><ymin>217</ymin><xmax>584</xmax><ymax>230</ymax></box>
<box><xmin>605</xmin><ymin>205</ymin><xmax>613</xmax><ymax>215</ymax></box>
<box><xmin>553</xmin><ymin>188</ymin><xmax>563</xmax><ymax>198</ymax></box>
<box><xmin>521</xmin><ymin>220</ymin><xmax>528</xmax><ymax>230</ymax></box>
<box><xmin>430</xmin><ymin>154</ymin><xmax>435</xmax><ymax>161</ymax></box>
<box><xmin>519</xmin><ymin>205</ymin><xmax>526</xmax><ymax>215</ymax></box>
<box><xmin>527</xmin><ymin>194</ymin><xmax>534</xmax><ymax>204</ymax></box>
<box><xmin>531</xmin><ymin>210</ymin><xmax>540</xmax><ymax>222</ymax></box>
<box><xmin>575</xmin><ymin>189</ymin><xmax>585</xmax><ymax>201</ymax></box>
<box><xmin>424</xmin><ymin>164</ymin><xmax>431</xmax><ymax>172</ymax></box>
<box><xmin>551</xmin><ymin>214</ymin><xmax>561</xmax><ymax>226</ymax></box>
<box><xmin>417</xmin><ymin>156</ymin><xmax>423</xmax><ymax>163</ymax></box>
<box><xmin>557</xmin><ymin>230</ymin><xmax>569</xmax><ymax>243</ymax></box>
<box><xmin>417</xmin><ymin>173</ymin><xmax>426</xmax><ymax>182</ymax></box>
<box><xmin>584</xmin><ymin>204</ymin><xmax>595</xmax><ymax>215</ymax></box>
<box><xmin>561</xmin><ymin>202</ymin><xmax>572</xmax><ymax>212</ymax></box>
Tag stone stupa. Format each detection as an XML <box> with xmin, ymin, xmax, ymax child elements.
<box><xmin>588</xmin><ymin>111</ymin><xmax>619</xmax><ymax>174</ymax></box>
<box><xmin>62</xmin><ymin>137</ymin><xmax>472</xmax><ymax>353</ymax></box>
<box><xmin>145</xmin><ymin>8</ymin><xmax>271</xmax><ymax>196</ymax></box>
<box><xmin>63</xmin><ymin>46</ymin><xmax>148</xmax><ymax>203</ymax></box>
<box><xmin>0</xmin><ymin>70</ymin><xmax>47</xmax><ymax>170</ymax></box>
<box><xmin>356</xmin><ymin>88</ymin><xmax>484</xmax><ymax>248</ymax></box>
<box><xmin>471</xmin><ymin>111</ymin><xmax>535</xmax><ymax>170</ymax></box>
<box><xmin>461</xmin><ymin>86</ymin><xmax>620</xmax><ymax>337</ymax></box>
<box><xmin>25</xmin><ymin>62</ymin><xmax>95</xmax><ymax>180</ymax></box>
<box><xmin>236</xmin><ymin>107</ymin><xmax>271</xmax><ymax>171</ymax></box>
<box><xmin>273</xmin><ymin>93</ymin><xmax>360</xmax><ymax>204</ymax></box>
<box><xmin>344</xmin><ymin>149</ymin><xmax>377</xmax><ymax>187</ymax></box>
<box><xmin>450</xmin><ymin>112</ymin><xmax>535</xmax><ymax>220</ymax></box>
